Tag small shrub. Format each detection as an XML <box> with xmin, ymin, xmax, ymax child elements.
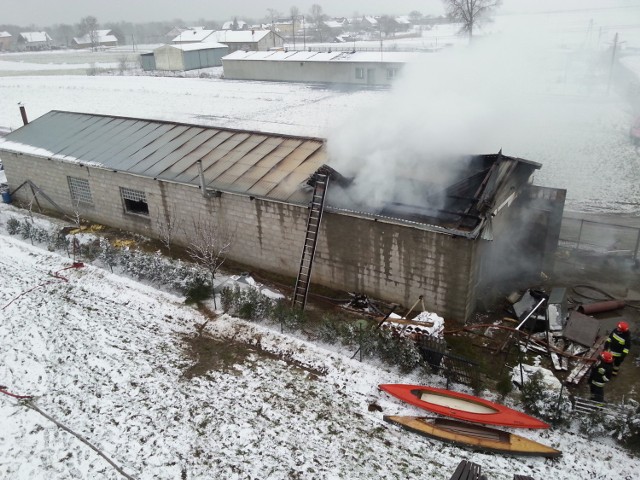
<box><xmin>317</xmin><ymin>313</ymin><xmax>343</xmax><ymax>344</ymax></box>
<box><xmin>496</xmin><ymin>372</ymin><xmax>514</xmax><ymax>399</ymax></box>
<box><xmin>519</xmin><ymin>371</ymin><xmax>572</xmax><ymax>425</ymax></box>
<box><xmin>185</xmin><ymin>277</ymin><xmax>211</xmax><ymax>304</ymax></box>
<box><xmin>19</xmin><ymin>220</ymin><xmax>32</xmax><ymax>239</ymax></box>
<box><xmin>376</xmin><ymin>330</ymin><xmax>422</xmax><ymax>373</ymax></box>
<box><xmin>271</xmin><ymin>299</ymin><xmax>304</xmax><ymax>330</ymax></box>
<box><xmin>6</xmin><ymin>217</ymin><xmax>20</xmax><ymax>235</ymax></box>
<box><xmin>220</xmin><ymin>285</ymin><xmax>239</xmax><ymax>313</ymax></box>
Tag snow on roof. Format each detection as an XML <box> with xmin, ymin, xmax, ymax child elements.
<box><xmin>19</xmin><ymin>32</ymin><xmax>51</xmax><ymax>43</ymax></box>
<box><xmin>222</xmin><ymin>49</ymin><xmax>425</xmax><ymax>64</ymax></box>
<box><xmin>395</xmin><ymin>16</ymin><xmax>411</xmax><ymax>24</ymax></box>
<box><xmin>73</xmin><ymin>32</ymin><xmax>118</xmax><ymax>45</ymax></box>
<box><xmin>162</xmin><ymin>42</ymin><xmax>227</xmax><ymax>52</ymax></box>
<box><xmin>0</xmin><ymin>32</ymin><xmax>11</xmax><ymax>38</ymax></box>
<box><xmin>209</xmin><ymin>30</ymin><xmax>271</xmax><ymax>44</ymax></box>
<box><xmin>0</xmin><ymin>110</ymin><xmax>326</xmax><ymax>206</ymax></box>
<box><xmin>172</xmin><ymin>29</ymin><xmax>215</xmax><ymax>43</ymax></box>
<box><xmin>362</xmin><ymin>16</ymin><xmax>378</xmax><ymax>25</ymax></box>
<box><xmin>324</xmin><ymin>20</ymin><xmax>344</xmax><ymax>29</ymax></box>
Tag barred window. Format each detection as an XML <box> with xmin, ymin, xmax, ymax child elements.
<box><xmin>355</xmin><ymin>67</ymin><xmax>364</xmax><ymax>79</ymax></box>
<box><xmin>67</xmin><ymin>177</ymin><xmax>93</xmax><ymax>205</ymax></box>
<box><xmin>120</xmin><ymin>187</ymin><xmax>149</xmax><ymax>216</ymax></box>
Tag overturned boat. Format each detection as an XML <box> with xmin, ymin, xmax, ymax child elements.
<box><xmin>384</xmin><ymin>416</ymin><xmax>561</xmax><ymax>458</ymax></box>
<box><xmin>379</xmin><ymin>384</ymin><xmax>549</xmax><ymax>429</ymax></box>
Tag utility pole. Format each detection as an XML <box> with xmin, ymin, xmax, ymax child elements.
<box><xmin>303</xmin><ymin>16</ymin><xmax>306</xmax><ymax>50</ymax></box>
<box><xmin>292</xmin><ymin>16</ymin><xmax>296</xmax><ymax>50</ymax></box>
<box><xmin>379</xmin><ymin>22</ymin><xmax>383</xmax><ymax>61</ymax></box>
<box><xmin>607</xmin><ymin>32</ymin><xmax>618</xmax><ymax>93</ymax></box>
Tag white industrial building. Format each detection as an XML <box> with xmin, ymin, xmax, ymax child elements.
<box><xmin>222</xmin><ymin>50</ymin><xmax>425</xmax><ymax>86</ymax></box>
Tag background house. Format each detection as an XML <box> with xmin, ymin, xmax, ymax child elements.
<box><xmin>172</xmin><ymin>28</ymin><xmax>215</xmax><ymax>44</ymax></box>
<box><xmin>72</xmin><ymin>30</ymin><xmax>118</xmax><ymax>49</ymax></box>
<box><xmin>222</xmin><ymin>50</ymin><xmax>422</xmax><ymax>86</ymax></box>
<box><xmin>17</xmin><ymin>32</ymin><xmax>52</xmax><ymax>51</ymax></box>
<box><xmin>0</xmin><ymin>110</ymin><xmax>565</xmax><ymax>322</ymax></box>
<box><xmin>209</xmin><ymin>30</ymin><xmax>283</xmax><ymax>53</ymax></box>
<box><xmin>0</xmin><ymin>32</ymin><xmax>12</xmax><ymax>51</ymax></box>
<box><xmin>152</xmin><ymin>43</ymin><xmax>228</xmax><ymax>71</ymax></box>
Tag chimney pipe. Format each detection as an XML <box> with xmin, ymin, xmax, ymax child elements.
<box><xmin>19</xmin><ymin>103</ymin><xmax>28</xmax><ymax>125</ymax></box>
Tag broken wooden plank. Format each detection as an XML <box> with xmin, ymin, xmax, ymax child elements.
<box><xmin>566</xmin><ymin>337</ymin><xmax>606</xmax><ymax>385</ymax></box>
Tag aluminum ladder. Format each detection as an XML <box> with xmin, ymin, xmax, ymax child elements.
<box><xmin>292</xmin><ymin>173</ymin><xmax>329</xmax><ymax>310</ymax></box>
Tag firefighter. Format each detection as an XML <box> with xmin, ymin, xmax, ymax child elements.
<box><xmin>589</xmin><ymin>351</ymin><xmax>614</xmax><ymax>403</ymax></box>
<box><xmin>605</xmin><ymin>321</ymin><xmax>631</xmax><ymax>377</ymax></box>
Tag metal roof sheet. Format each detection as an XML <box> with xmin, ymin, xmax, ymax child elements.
<box><xmin>0</xmin><ymin>111</ymin><xmax>326</xmax><ymax>205</ymax></box>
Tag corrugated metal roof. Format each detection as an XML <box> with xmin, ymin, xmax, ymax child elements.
<box><xmin>0</xmin><ymin>111</ymin><xmax>326</xmax><ymax>205</ymax></box>
<box><xmin>222</xmin><ymin>50</ymin><xmax>424</xmax><ymax>63</ymax></box>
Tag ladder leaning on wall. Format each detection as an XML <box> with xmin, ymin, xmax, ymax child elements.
<box><xmin>292</xmin><ymin>172</ymin><xmax>330</xmax><ymax>310</ymax></box>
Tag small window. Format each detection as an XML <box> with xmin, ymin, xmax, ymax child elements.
<box><xmin>386</xmin><ymin>68</ymin><xmax>399</xmax><ymax>80</ymax></box>
<box><xmin>67</xmin><ymin>176</ymin><xmax>93</xmax><ymax>205</ymax></box>
<box><xmin>120</xmin><ymin>187</ymin><xmax>149</xmax><ymax>216</ymax></box>
<box><xmin>355</xmin><ymin>67</ymin><xmax>364</xmax><ymax>79</ymax></box>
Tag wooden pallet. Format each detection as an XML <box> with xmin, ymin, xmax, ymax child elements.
<box><xmin>573</xmin><ymin>396</ymin><xmax>629</xmax><ymax>416</ymax></box>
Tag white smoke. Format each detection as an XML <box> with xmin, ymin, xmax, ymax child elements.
<box><xmin>325</xmin><ymin>9</ymin><xmax>626</xmax><ymax>212</ymax></box>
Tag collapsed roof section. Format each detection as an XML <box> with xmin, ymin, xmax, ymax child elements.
<box><xmin>0</xmin><ymin>110</ymin><xmax>540</xmax><ymax>237</ymax></box>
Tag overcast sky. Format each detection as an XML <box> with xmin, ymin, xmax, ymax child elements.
<box><xmin>5</xmin><ymin>1</ymin><xmax>439</xmax><ymax>26</ymax></box>
<box><xmin>4</xmin><ymin>0</ymin><xmax>638</xmax><ymax>27</ymax></box>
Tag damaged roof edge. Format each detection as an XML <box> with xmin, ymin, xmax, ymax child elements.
<box><xmin>325</xmin><ymin>205</ymin><xmax>487</xmax><ymax>239</ymax></box>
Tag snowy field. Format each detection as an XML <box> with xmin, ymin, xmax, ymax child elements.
<box><xmin>1</xmin><ymin>203</ymin><xmax>638</xmax><ymax>479</ymax></box>
<box><xmin>1</xmin><ymin>23</ymin><xmax>640</xmax><ymax>214</ymax></box>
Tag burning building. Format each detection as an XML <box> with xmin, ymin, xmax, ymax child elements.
<box><xmin>0</xmin><ymin>110</ymin><xmax>565</xmax><ymax>320</ymax></box>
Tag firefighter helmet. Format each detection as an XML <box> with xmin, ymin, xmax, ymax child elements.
<box><xmin>601</xmin><ymin>351</ymin><xmax>614</xmax><ymax>363</ymax></box>
<box><xmin>617</xmin><ymin>321</ymin><xmax>629</xmax><ymax>332</ymax></box>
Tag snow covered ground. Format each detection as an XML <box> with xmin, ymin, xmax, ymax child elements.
<box><xmin>0</xmin><ymin>204</ymin><xmax>638</xmax><ymax>479</ymax></box>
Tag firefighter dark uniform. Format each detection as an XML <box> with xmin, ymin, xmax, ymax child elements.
<box><xmin>605</xmin><ymin>321</ymin><xmax>631</xmax><ymax>376</ymax></box>
<box><xmin>589</xmin><ymin>351</ymin><xmax>614</xmax><ymax>403</ymax></box>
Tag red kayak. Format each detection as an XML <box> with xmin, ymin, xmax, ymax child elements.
<box><xmin>379</xmin><ymin>384</ymin><xmax>549</xmax><ymax>429</ymax></box>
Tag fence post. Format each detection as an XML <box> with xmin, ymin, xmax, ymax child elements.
<box><xmin>633</xmin><ymin>228</ymin><xmax>640</xmax><ymax>262</ymax></box>
<box><xmin>575</xmin><ymin>219</ymin><xmax>584</xmax><ymax>251</ymax></box>
<box><xmin>553</xmin><ymin>382</ymin><xmax>565</xmax><ymax>425</ymax></box>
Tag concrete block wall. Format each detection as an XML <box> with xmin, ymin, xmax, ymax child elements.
<box><xmin>3</xmin><ymin>153</ymin><xmax>477</xmax><ymax>320</ymax></box>
<box><xmin>314</xmin><ymin>212</ymin><xmax>477</xmax><ymax>321</ymax></box>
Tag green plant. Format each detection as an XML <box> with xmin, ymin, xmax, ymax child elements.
<box><xmin>185</xmin><ymin>277</ymin><xmax>212</xmax><ymax>304</ymax></box>
<box><xmin>6</xmin><ymin>217</ymin><xmax>20</xmax><ymax>235</ymax></box>
<box><xmin>496</xmin><ymin>372</ymin><xmax>514</xmax><ymax>399</ymax></box>
<box><xmin>375</xmin><ymin>330</ymin><xmax>421</xmax><ymax>373</ymax></box>
<box><xmin>519</xmin><ymin>371</ymin><xmax>572</xmax><ymax>424</ymax></box>
<box><xmin>271</xmin><ymin>299</ymin><xmax>305</xmax><ymax>330</ymax></box>
<box><xmin>317</xmin><ymin>313</ymin><xmax>343</xmax><ymax>344</ymax></box>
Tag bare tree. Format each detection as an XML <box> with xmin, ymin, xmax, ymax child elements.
<box><xmin>290</xmin><ymin>6</ymin><xmax>300</xmax><ymax>48</ymax></box>
<box><xmin>79</xmin><ymin>16</ymin><xmax>99</xmax><ymax>50</ymax></box>
<box><xmin>266</xmin><ymin>8</ymin><xmax>281</xmax><ymax>28</ymax></box>
<box><xmin>309</xmin><ymin>4</ymin><xmax>325</xmax><ymax>24</ymax></box>
<box><xmin>186</xmin><ymin>216</ymin><xmax>234</xmax><ymax>307</ymax></box>
<box><xmin>442</xmin><ymin>0</ymin><xmax>501</xmax><ymax>39</ymax></box>
<box><xmin>378</xmin><ymin>16</ymin><xmax>398</xmax><ymax>38</ymax></box>
<box><xmin>117</xmin><ymin>54</ymin><xmax>129</xmax><ymax>75</ymax></box>
<box><xmin>155</xmin><ymin>205</ymin><xmax>181</xmax><ymax>252</ymax></box>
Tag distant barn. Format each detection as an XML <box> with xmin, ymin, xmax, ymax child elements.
<box><xmin>0</xmin><ymin>111</ymin><xmax>565</xmax><ymax>321</ymax></box>
<box><xmin>222</xmin><ymin>50</ymin><xmax>424</xmax><ymax>86</ymax></box>
<box><xmin>152</xmin><ymin>43</ymin><xmax>228</xmax><ymax>71</ymax></box>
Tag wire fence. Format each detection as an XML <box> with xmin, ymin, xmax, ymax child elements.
<box><xmin>558</xmin><ymin>217</ymin><xmax>640</xmax><ymax>262</ymax></box>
